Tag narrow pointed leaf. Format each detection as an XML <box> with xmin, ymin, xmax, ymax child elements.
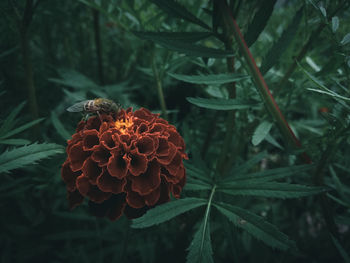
<box><xmin>217</xmin><ymin>181</ymin><xmax>327</xmax><ymax>198</ymax></box>
<box><xmin>186</xmin><ymin>219</ymin><xmax>214</xmax><ymax>263</ymax></box>
<box><xmin>244</xmin><ymin>0</ymin><xmax>277</xmax><ymax>47</ymax></box>
<box><xmin>133</xmin><ymin>32</ymin><xmax>234</xmax><ymax>58</ymax></box>
<box><xmin>0</xmin><ymin>101</ymin><xmax>26</xmax><ymax>137</ymax></box>
<box><xmin>252</xmin><ymin>121</ymin><xmax>273</xmax><ymax>146</ymax></box>
<box><xmin>0</xmin><ymin>139</ymin><xmax>31</xmax><ymax>145</ymax></box>
<box><xmin>133</xmin><ymin>31</ymin><xmax>212</xmax><ymax>43</ymax></box>
<box><xmin>149</xmin><ymin>0</ymin><xmax>210</xmax><ymax>30</ymax></box>
<box><xmin>260</xmin><ymin>6</ymin><xmax>304</xmax><ymax>75</ymax></box>
<box><xmin>332</xmin><ymin>16</ymin><xmax>339</xmax><ymax>32</ymax></box>
<box><xmin>185</xmin><ymin>183</ymin><xmax>212</xmax><ymax>191</ymax></box>
<box><xmin>214</xmin><ymin>202</ymin><xmax>296</xmax><ymax>251</ymax></box>
<box><xmin>51</xmin><ymin>112</ymin><xmax>71</xmax><ymax>140</ymax></box>
<box><xmin>168</xmin><ymin>73</ymin><xmax>249</xmax><ymax>85</ymax></box>
<box><xmin>0</xmin><ymin>118</ymin><xmax>45</xmax><ymax>139</ymax></box>
<box><xmin>0</xmin><ymin>143</ymin><xmax>64</xmax><ymax>173</ymax></box>
<box><xmin>187</xmin><ymin>97</ymin><xmax>260</xmax><ymax>110</ymax></box>
<box><xmin>331</xmin><ymin>235</ymin><xmax>350</xmax><ymax>263</ymax></box>
<box><xmin>224</xmin><ymin>164</ymin><xmax>314</xmax><ymax>183</ymax></box>
<box><xmin>340</xmin><ymin>33</ymin><xmax>350</xmax><ymax>45</ymax></box>
<box><xmin>132</xmin><ymin>198</ymin><xmax>207</xmax><ymax>228</ymax></box>
<box><xmin>230</xmin><ymin>151</ymin><xmax>268</xmax><ymax>175</ymax></box>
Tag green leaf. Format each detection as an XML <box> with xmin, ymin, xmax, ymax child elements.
<box><xmin>132</xmin><ymin>198</ymin><xmax>207</xmax><ymax>228</ymax></box>
<box><xmin>332</xmin><ymin>16</ymin><xmax>339</xmax><ymax>33</ymax></box>
<box><xmin>133</xmin><ymin>32</ymin><xmax>234</xmax><ymax>58</ymax></box>
<box><xmin>133</xmin><ymin>31</ymin><xmax>212</xmax><ymax>43</ymax></box>
<box><xmin>244</xmin><ymin>0</ymin><xmax>277</xmax><ymax>47</ymax></box>
<box><xmin>340</xmin><ymin>33</ymin><xmax>350</xmax><ymax>45</ymax></box>
<box><xmin>187</xmin><ymin>97</ymin><xmax>260</xmax><ymax>110</ymax></box>
<box><xmin>0</xmin><ymin>139</ymin><xmax>31</xmax><ymax>145</ymax></box>
<box><xmin>230</xmin><ymin>151</ymin><xmax>268</xmax><ymax>175</ymax></box>
<box><xmin>331</xmin><ymin>235</ymin><xmax>350</xmax><ymax>263</ymax></box>
<box><xmin>185</xmin><ymin>183</ymin><xmax>212</xmax><ymax>191</ymax></box>
<box><xmin>49</xmin><ymin>69</ymin><xmax>98</xmax><ymax>89</ymax></box>
<box><xmin>51</xmin><ymin>112</ymin><xmax>72</xmax><ymax>141</ymax></box>
<box><xmin>260</xmin><ymin>6</ymin><xmax>303</xmax><ymax>75</ymax></box>
<box><xmin>0</xmin><ymin>143</ymin><xmax>64</xmax><ymax>174</ymax></box>
<box><xmin>214</xmin><ymin>202</ymin><xmax>297</xmax><ymax>251</ymax></box>
<box><xmin>252</xmin><ymin>121</ymin><xmax>273</xmax><ymax>146</ymax></box>
<box><xmin>168</xmin><ymin>73</ymin><xmax>250</xmax><ymax>85</ymax></box>
<box><xmin>224</xmin><ymin>164</ymin><xmax>314</xmax><ymax>183</ymax></box>
<box><xmin>0</xmin><ymin>101</ymin><xmax>26</xmax><ymax>137</ymax></box>
<box><xmin>185</xmin><ymin>161</ymin><xmax>213</xmax><ymax>184</ymax></box>
<box><xmin>149</xmin><ymin>0</ymin><xmax>210</xmax><ymax>30</ymax></box>
<box><xmin>186</xmin><ymin>219</ymin><xmax>214</xmax><ymax>263</ymax></box>
<box><xmin>0</xmin><ymin>118</ymin><xmax>45</xmax><ymax>139</ymax></box>
<box><xmin>217</xmin><ymin>181</ymin><xmax>327</xmax><ymax>198</ymax></box>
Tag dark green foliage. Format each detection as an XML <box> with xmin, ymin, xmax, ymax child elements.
<box><xmin>1</xmin><ymin>0</ymin><xmax>350</xmax><ymax>262</ymax></box>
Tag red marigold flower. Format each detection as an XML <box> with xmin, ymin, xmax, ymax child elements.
<box><xmin>61</xmin><ymin>108</ymin><xmax>187</xmax><ymax>220</ymax></box>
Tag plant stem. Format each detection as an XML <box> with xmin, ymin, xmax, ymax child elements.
<box><xmin>92</xmin><ymin>8</ymin><xmax>104</xmax><ymax>85</ymax></box>
<box><xmin>217</xmin><ymin>0</ymin><xmax>311</xmax><ymax>164</ymax></box>
<box><xmin>215</xmin><ymin>40</ymin><xmax>236</xmax><ymax>177</ymax></box>
<box><xmin>12</xmin><ymin>0</ymin><xmax>39</xmax><ymax>125</ymax></box>
<box><xmin>152</xmin><ymin>58</ymin><xmax>168</xmax><ymax>120</ymax></box>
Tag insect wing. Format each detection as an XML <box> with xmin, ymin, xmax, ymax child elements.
<box><xmin>66</xmin><ymin>100</ymin><xmax>89</xmax><ymax>112</ymax></box>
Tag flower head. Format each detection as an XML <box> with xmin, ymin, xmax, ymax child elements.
<box><xmin>61</xmin><ymin>108</ymin><xmax>187</xmax><ymax>220</ymax></box>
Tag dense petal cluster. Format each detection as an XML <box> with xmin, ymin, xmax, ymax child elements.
<box><xmin>61</xmin><ymin>108</ymin><xmax>187</xmax><ymax>220</ymax></box>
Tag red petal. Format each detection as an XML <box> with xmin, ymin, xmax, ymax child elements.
<box><xmin>131</xmin><ymin>161</ymin><xmax>161</xmax><ymax>195</ymax></box>
<box><xmin>143</xmin><ymin>187</ymin><xmax>160</xmax><ymax>206</ymax></box>
<box><xmin>69</xmin><ymin>141</ymin><xmax>90</xmax><ymax>172</ymax></box>
<box><xmin>100</xmin><ymin>130</ymin><xmax>118</xmax><ymax>150</ymax></box>
<box><xmin>107</xmin><ymin>153</ymin><xmax>128</xmax><ymax>179</ymax></box>
<box><xmin>108</xmin><ymin>195</ymin><xmax>126</xmax><ymax>221</ymax></box>
<box><xmin>67</xmin><ymin>133</ymin><xmax>82</xmax><ymax>154</ymax></box>
<box><xmin>157</xmin><ymin>179</ymin><xmax>170</xmax><ymax>205</ymax></box>
<box><xmin>156</xmin><ymin>141</ymin><xmax>177</xmax><ymax>165</ymax></box>
<box><xmin>87</xmin><ymin>186</ymin><xmax>112</xmax><ymax>203</ymax></box>
<box><xmin>165</xmin><ymin>151</ymin><xmax>182</xmax><ymax>175</ymax></box>
<box><xmin>82</xmin><ymin>157</ymin><xmax>102</xmax><ymax>184</ymax></box>
<box><xmin>91</xmin><ymin>145</ymin><xmax>111</xmax><ymax>166</ymax></box>
<box><xmin>135</xmin><ymin>136</ymin><xmax>155</xmax><ymax>155</ymax></box>
<box><xmin>168</xmin><ymin>129</ymin><xmax>185</xmax><ymax>150</ymax></box>
<box><xmin>126</xmin><ymin>190</ymin><xmax>146</xmax><ymax>208</ymax></box>
<box><xmin>171</xmin><ymin>175</ymin><xmax>186</xmax><ymax>198</ymax></box>
<box><xmin>76</xmin><ymin>174</ymin><xmax>91</xmax><ymax>196</ymax></box>
<box><xmin>97</xmin><ymin>168</ymin><xmax>126</xmax><ymax>194</ymax></box>
<box><xmin>82</xmin><ymin>129</ymin><xmax>100</xmax><ymax>151</ymax></box>
<box><xmin>61</xmin><ymin>161</ymin><xmax>81</xmax><ymax>191</ymax></box>
<box><xmin>67</xmin><ymin>190</ymin><xmax>84</xmax><ymax>210</ymax></box>
<box><xmin>128</xmin><ymin>152</ymin><xmax>148</xmax><ymax>176</ymax></box>
<box><xmin>133</xmin><ymin>108</ymin><xmax>155</xmax><ymax>122</ymax></box>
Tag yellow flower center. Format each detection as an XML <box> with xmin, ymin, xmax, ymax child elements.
<box><xmin>115</xmin><ymin>118</ymin><xmax>133</xmax><ymax>134</ymax></box>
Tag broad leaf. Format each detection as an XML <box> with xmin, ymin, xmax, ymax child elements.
<box><xmin>340</xmin><ymin>33</ymin><xmax>350</xmax><ymax>45</ymax></box>
<box><xmin>168</xmin><ymin>73</ymin><xmax>250</xmax><ymax>85</ymax></box>
<box><xmin>214</xmin><ymin>202</ymin><xmax>296</xmax><ymax>251</ymax></box>
<box><xmin>252</xmin><ymin>121</ymin><xmax>273</xmax><ymax>146</ymax></box>
<box><xmin>132</xmin><ymin>198</ymin><xmax>207</xmax><ymax>228</ymax></box>
<box><xmin>187</xmin><ymin>97</ymin><xmax>260</xmax><ymax>110</ymax></box>
<box><xmin>149</xmin><ymin>0</ymin><xmax>210</xmax><ymax>30</ymax></box>
<box><xmin>217</xmin><ymin>181</ymin><xmax>327</xmax><ymax>198</ymax></box>
<box><xmin>244</xmin><ymin>0</ymin><xmax>277</xmax><ymax>47</ymax></box>
<box><xmin>332</xmin><ymin>16</ymin><xmax>339</xmax><ymax>32</ymax></box>
<box><xmin>260</xmin><ymin>6</ymin><xmax>303</xmax><ymax>75</ymax></box>
<box><xmin>133</xmin><ymin>31</ymin><xmax>212</xmax><ymax>43</ymax></box>
<box><xmin>186</xmin><ymin>219</ymin><xmax>214</xmax><ymax>263</ymax></box>
<box><xmin>0</xmin><ymin>143</ymin><xmax>64</xmax><ymax>174</ymax></box>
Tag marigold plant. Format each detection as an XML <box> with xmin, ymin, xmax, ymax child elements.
<box><xmin>61</xmin><ymin>108</ymin><xmax>187</xmax><ymax>220</ymax></box>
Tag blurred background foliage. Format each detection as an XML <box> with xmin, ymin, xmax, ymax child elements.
<box><xmin>0</xmin><ymin>0</ymin><xmax>350</xmax><ymax>262</ymax></box>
